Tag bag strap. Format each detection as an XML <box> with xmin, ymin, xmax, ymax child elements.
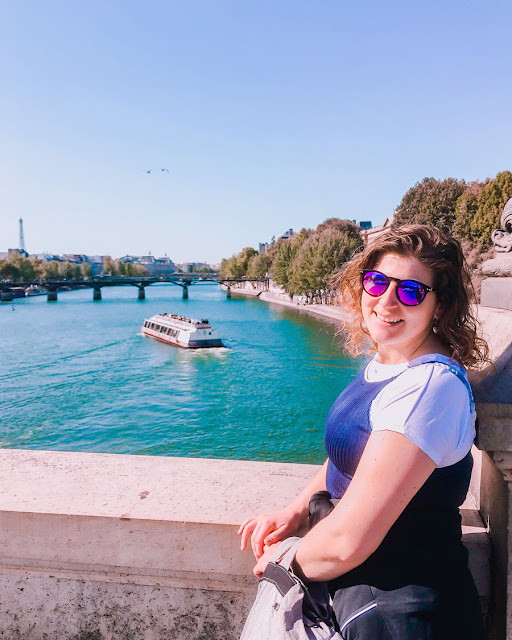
<box><xmin>263</xmin><ymin>537</ymin><xmax>336</xmax><ymax>626</ymax></box>
<box><xmin>268</xmin><ymin>536</ymin><xmax>302</xmax><ymax>570</ymax></box>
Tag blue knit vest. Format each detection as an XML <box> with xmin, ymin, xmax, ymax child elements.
<box><xmin>325</xmin><ymin>364</ymin><xmax>473</xmax><ymax>508</ymax></box>
<box><xmin>324</xmin><ymin>363</ymin><xmax>475</xmax><ymax>590</ymax></box>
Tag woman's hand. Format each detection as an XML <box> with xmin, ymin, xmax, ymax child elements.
<box><xmin>237</xmin><ymin>507</ymin><xmax>304</xmax><ymax>560</ymax></box>
<box><xmin>252</xmin><ymin>542</ymin><xmax>282</xmax><ymax>578</ymax></box>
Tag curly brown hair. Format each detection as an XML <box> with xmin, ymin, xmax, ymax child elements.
<box><xmin>332</xmin><ymin>224</ymin><xmax>490</xmax><ymax>369</ymax></box>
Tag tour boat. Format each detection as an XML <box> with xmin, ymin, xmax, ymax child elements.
<box><xmin>141</xmin><ymin>313</ymin><xmax>222</xmax><ymax>348</ymax></box>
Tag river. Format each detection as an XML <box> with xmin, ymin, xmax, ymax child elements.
<box><xmin>0</xmin><ymin>284</ymin><xmax>364</xmax><ymax>463</ymax></box>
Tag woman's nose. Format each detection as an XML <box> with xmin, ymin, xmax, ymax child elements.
<box><xmin>379</xmin><ymin>282</ymin><xmax>400</xmax><ymax>306</ymax></box>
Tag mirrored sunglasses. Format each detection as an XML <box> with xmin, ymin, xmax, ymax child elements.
<box><xmin>360</xmin><ymin>269</ymin><xmax>435</xmax><ymax>307</ymax></box>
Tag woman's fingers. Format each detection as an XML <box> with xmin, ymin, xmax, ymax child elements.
<box><xmin>253</xmin><ymin>543</ymin><xmax>281</xmax><ymax>578</ymax></box>
<box><xmin>238</xmin><ymin>511</ymin><xmax>294</xmax><ymax>559</ymax></box>
<box><xmin>251</xmin><ymin>520</ymin><xmax>268</xmax><ymax>559</ymax></box>
<box><xmin>263</xmin><ymin>523</ymin><xmax>288</xmax><ymax>546</ymax></box>
<box><xmin>237</xmin><ymin>516</ymin><xmax>255</xmax><ymax>535</ymax></box>
<box><xmin>251</xmin><ymin>518</ymin><xmax>277</xmax><ymax>559</ymax></box>
<box><xmin>238</xmin><ymin>518</ymin><xmax>258</xmax><ymax>551</ymax></box>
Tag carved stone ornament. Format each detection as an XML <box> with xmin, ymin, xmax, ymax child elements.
<box><xmin>492</xmin><ymin>452</ymin><xmax>512</xmax><ymax>483</ymax></box>
<box><xmin>491</xmin><ymin>197</ymin><xmax>512</xmax><ymax>253</ymax></box>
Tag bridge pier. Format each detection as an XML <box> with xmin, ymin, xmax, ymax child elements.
<box><xmin>183</xmin><ymin>285</ymin><xmax>188</xmax><ymax>300</ymax></box>
<box><xmin>47</xmin><ymin>290</ymin><xmax>58</xmax><ymax>302</ymax></box>
<box><xmin>226</xmin><ymin>286</ymin><xmax>231</xmax><ymax>299</ymax></box>
<box><xmin>93</xmin><ymin>287</ymin><xmax>102</xmax><ymax>301</ymax></box>
<box><xmin>0</xmin><ymin>291</ymin><xmax>14</xmax><ymax>303</ymax></box>
<box><xmin>138</xmin><ymin>287</ymin><xmax>145</xmax><ymax>300</ymax></box>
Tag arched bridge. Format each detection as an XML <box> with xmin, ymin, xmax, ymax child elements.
<box><xmin>0</xmin><ymin>275</ymin><xmax>269</xmax><ymax>302</ymax></box>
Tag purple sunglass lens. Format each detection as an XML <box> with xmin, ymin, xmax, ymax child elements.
<box><xmin>363</xmin><ymin>272</ymin><xmax>388</xmax><ymax>296</ymax></box>
<box><xmin>397</xmin><ymin>282</ymin><xmax>425</xmax><ymax>306</ymax></box>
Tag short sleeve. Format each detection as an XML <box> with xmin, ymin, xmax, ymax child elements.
<box><xmin>369</xmin><ymin>364</ymin><xmax>475</xmax><ymax>467</ymax></box>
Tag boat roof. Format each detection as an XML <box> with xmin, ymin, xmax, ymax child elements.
<box><xmin>148</xmin><ymin>313</ymin><xmax>211</xmax><ymax>327</ymax></box>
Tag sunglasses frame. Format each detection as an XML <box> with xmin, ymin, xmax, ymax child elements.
<box><xmin>360</xmin><ymin>269</ymin><xmax>435</xmax><ymax>307</ymax></box>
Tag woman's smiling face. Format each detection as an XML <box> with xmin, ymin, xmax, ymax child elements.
<box><xmin>361</xmin><ymin>253</ymin><xmax>443</xmax><ymax>363</ymax></box>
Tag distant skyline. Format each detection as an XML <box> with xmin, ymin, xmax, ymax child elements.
<box><xmin>1</xmin><ymin>1</ymin><xmax>511</xmax><ymax>263</ymax></box>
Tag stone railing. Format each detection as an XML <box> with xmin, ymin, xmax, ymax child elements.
<box><xmin>0</xmin><ymin>449</ymin><xmax>491</xmax><ymax>639</ymax></box>
<box><xmin>470</xmin><ymin>306</ymin><xmax>512</xmax><ymax>640</ymax></box>
<box><xmin>0</xmin><ymin>451</ymin><xmax>319</xmax><ymax>638</ymax></box>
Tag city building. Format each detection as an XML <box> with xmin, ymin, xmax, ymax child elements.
<box><xmin>279</xmin><ymin>228</ymin><xmax>295</xmax><ymax>240</ymax></box>
<box><xmin>120</xmin><ymin>255</ymin><xmax>175</xmax><ymax>276</ymax></box>
<box><xmin>360</xmin><ymin>216</ymin><xmax>393</xmax><ymax>245</ymax></box>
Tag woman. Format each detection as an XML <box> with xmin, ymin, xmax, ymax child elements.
<box><xmin>238</xmin><ymin>225</ymin><xmax>489</xmax><ymax>639</ymax></box>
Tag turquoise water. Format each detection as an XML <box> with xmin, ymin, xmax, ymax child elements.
<box><xmin>0</xmin><ymin>285</ymin><xmax>363</xmax><ymax>463</ymax></box>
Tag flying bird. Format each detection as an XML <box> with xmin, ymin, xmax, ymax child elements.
<box><xmin>145</xmin><ymin>168</ymin><xmax>170</xmax><ymax>174</ymax></box>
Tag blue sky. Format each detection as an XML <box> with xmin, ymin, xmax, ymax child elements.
<box><xmin>1</xmin><ymin>0</ymin><xmax>511</xmax><ymax>263</ymax></box>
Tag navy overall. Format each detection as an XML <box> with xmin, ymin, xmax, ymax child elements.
<box><xmin>321</xmin><ymin>363</ymin><xmax>485</xmax><ymax>639</ymax></box>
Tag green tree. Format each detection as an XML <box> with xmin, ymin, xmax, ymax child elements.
<box><xmin>132</xmin><ymin>264</ymin><xmax>148</xmax><ymax>276</ymax></box>
<box><xmin>58</xmin><ymin>261</ymin><xmax>80</xmax><ymax>279</ymax></box>
<box><xmin>453</xmin><ymin>181</ymin><xmax>487</xmax><ymax>243</ymax></box>
<box><xmin>0</xmin><ymin>260</ymin><xmax>21</xmax><ymax>281</ymax></box>
<box><xmin>103</xmin><ymin>256</ymin><xmax>115</xmax><ymax>276</ymax></box>
<box><xmin>125</xmin><ymin>262</ymin><xmax>136</xmax><ymax>276</ymax></box>
<box><xmin>192</xmin><ymin>265</ymin><xmax>214</xmax><ymax>273</ymax></box>
<box><xmin>236</xmin><ymin>247</ymin><xmax>258</xmax><ymax>274</ymax></box>
<box><xmin>4</xmin><ymin>253</ymin><xmax>37</xmax><ymax>280</ymax></box>
<box><xmin>80</xmin><ymin>262</ymin><xmax>92</xmax><ymax>279</ymax></box>
<box><xmin>247</xmin><ymin>252</ymin><xmax>272</xmax><ymax>278</ymax></box>
<box><xmin>219</xmin><ymin>248</ymin><xmax>257</xmax><ymax>279</ymax></box>
<box><xmin>220</xmin><ymin>256</ymin><xmax>239</xmax><ymax>279</ymax></box>
<box><xmin>288</xmin><ymin>224</ymin><xmax>362</xmax><ymax>301</ymax></box>
<box><xmin>394</xmin><ymin>177</ymin><xmax>467</xmax><ymax>232</ymax></box>
<box><xmin>469</xmin><ymin>171</ymin><xmax>512</xmax><ymax>248</ymax></box>
<box><xmin>270</xmin><ymin>230</ymin><xmax>309</xmax><ymax>288</ymax></box>
<box><xmin>42</xmin><ymin>261</ymin><xmax>60</xmax><ymax>280</ymax></box>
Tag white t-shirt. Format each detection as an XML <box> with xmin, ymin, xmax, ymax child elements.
<box><xmin>366</xmin><ymin>354</ymin><xmax>476</xmax><ymax>468</ymax></box>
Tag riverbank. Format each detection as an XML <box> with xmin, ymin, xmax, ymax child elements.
<box><xmin>259</xmin><ymin>291</ymin><xmax>344</xmax><ymax>321</ymax></box>
<box><xmin>224</xmin><ymin>284</ymin><xmax>346</xmax><ymax>323</ymax></box>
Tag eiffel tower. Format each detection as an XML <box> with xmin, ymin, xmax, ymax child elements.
<box><xmin>19</xmin><ymin>218</ymin><xmax>27</xmax><ymax>255</ymax></box>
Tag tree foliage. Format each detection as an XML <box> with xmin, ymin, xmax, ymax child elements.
<box><xmin>80</xmin><ymin>262</ymin><xmax>92</xmax><ymax>279</ymax></box>
<box><xmin>220</xmin><ymin>247</ymin><xmax>258</xmax><ymax>279</ymax></box>
<box><xmin>219</xmin><ymin>167</ymin><xmax>512</xmax><ymax>303</ymax></box>
<box><xmin>270</xmin><ymin>230</ymin><xmax>309</xmax><ymax>288</ymax></box>
<box><xmin>288</xmin><ymin>223</ymin><xmax>362</xmax><ymax>301</ymax></box>
<box><xmin>469</xmin><ymin>171</ymin><xmax>512</xmax><ymax>248</ymax></box>
<box><xmin>219</xmin><ymin>219</ymin><xmax>361</xmax><ymax>302</ymax></box>
<box><xmin>104</xmin><ymin>257</ymin><xmax>147</xmax><ymax>277</ymax></box>
<box><xmin>0</xmin><ymin>254</ymin><xmax>147</xmax><ymax>282</ymax></box>
<box><xmin>452</xmin><ymin>180</ymin><xmax>487</xmax><ymax>244</ymax></box>
<box><xmin>247</xmin><ymin>252</ymin><xmax>272</xmax><ymax>278</ymax></box>
<box><xmin>394</xmin><ymin>177</ymin><xmax>467</xmax><ymax>232</ymax></box>
<box><xmin>191</xmin><ymin>264</ymin><xmax>215</xmax><ymax>273</ymax></box>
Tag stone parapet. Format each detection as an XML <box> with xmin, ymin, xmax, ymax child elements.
<box><xmin>0</xmin><ymin>450</ymin><xmax>489</xmax><ymax>639</ymax></box>
<box><xmin>471</xmin><ymin>304</ymin><xmax>512</xmax><ymax>639</ymax></box>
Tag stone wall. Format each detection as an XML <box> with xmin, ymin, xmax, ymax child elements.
<box><xmin>0</xmin><ymin>451</ymin><xmax>318</xmax><ymax>639</ymax></box>
<box><xmin>0</xmin><ymin>449</ymin><xmax>491</xmax><ymax>639</ymax></box>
